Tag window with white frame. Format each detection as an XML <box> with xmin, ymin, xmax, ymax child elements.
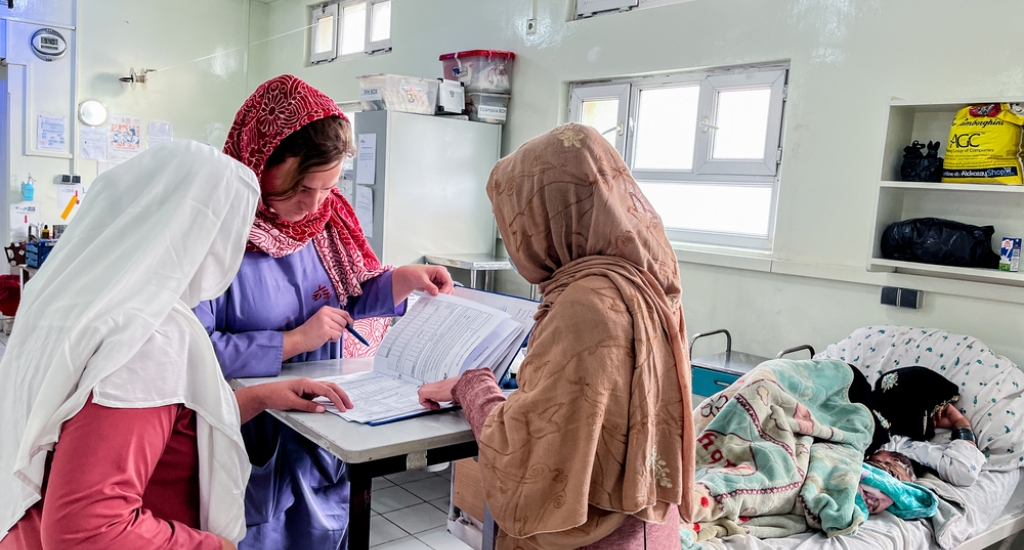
<box><xmin>337</xmin><ymin>101</ymin><xmax>361</xmax><ymax>183</ymax></box>
<box><xmin>310</xmin><ymin>0</ymin><xmax>391</xmax><ymax>65</ymax></box>
<box><xmin>569</xmin><ymin>64</ymin><xmax>787</xmax><ymax>249</ymax></box>
<box><xmin>574</xmin><ymin>0</ymin><xmax>696</xmax><ymax>19</ymax></box>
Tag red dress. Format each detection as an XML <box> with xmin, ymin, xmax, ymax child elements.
<box><xmin>1</xmin><ymin>398</ymin><xmax>222</xmax><ymax>550</ymax></box>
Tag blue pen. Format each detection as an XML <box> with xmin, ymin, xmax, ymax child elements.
<box><xmin>345</xmin><ymin>324</ymin><xmax>370</xmax><ymax>347</ymax></box>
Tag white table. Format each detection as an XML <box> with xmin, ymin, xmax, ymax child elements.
<box><xmin>230</xmin><ymin>358</ymin><xmax>480</xmax><ymax>550</ymax></box>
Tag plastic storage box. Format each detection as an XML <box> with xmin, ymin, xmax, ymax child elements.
<box><xmin>467</xmin><ymin>93</ymin><xmax>510</xmax><ymax>124</ymax></box>
<box><xmin>357</xmin><ymin>74</ymin><xmax>439</xmax><ymax>115</ymax></box>
<box><xmin>439</xmin><ymin>50</ymin><xmax>515</xmax><ymax>94</ymax></box>
<box><xmin>25</xmin><ymin>240</ymin><xmax>56</xmax><ymax>269</ymax></box>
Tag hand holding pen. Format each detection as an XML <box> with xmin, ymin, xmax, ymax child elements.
<box><xmin>283</xmin><ymin>306</ymin><xmax>366</xmax><ymax>360</ymax></box>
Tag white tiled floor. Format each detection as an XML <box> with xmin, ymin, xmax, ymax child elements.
<box><xmin>369</xmin><ymin>467</ymin><xmax>472</xmax><ymax>550</ymax></box>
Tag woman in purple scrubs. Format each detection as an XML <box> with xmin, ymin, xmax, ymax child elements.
<box><xmin>195</xmin><ymin>75</ymin><xmax>453</xmax><ymax>549</ymax></box>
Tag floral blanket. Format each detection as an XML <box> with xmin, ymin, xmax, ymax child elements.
<box><xmin>689</xmin><ymin>359</ymin><xmax>874</xmax><ymax>540</ymax></box>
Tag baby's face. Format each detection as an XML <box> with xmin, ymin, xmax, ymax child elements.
<box><xmin>867</xmin><ymin>450</ymin><xmax>915</xmax><ymax>482</ymax></box>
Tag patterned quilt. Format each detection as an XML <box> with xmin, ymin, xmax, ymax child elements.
<box><xmin>689</xmin><ymin>359</ymin><xmax>874</xmax><ymax>541</ymax></box>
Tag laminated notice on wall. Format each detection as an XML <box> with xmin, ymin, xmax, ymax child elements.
<box><xmin>355</xmin><ymin>185</ymin><xmax>374</xmax><ymax>238</ymax></box>
<box><xmin>109</xmin><ymin>115</ymin><xmax>143</xmax><ymax>154</ymax></box>
<box><xmin>37</xmin><ymin>114</ymin><xmax>68</xmax><ymax>153</ymax></box>
<box><xmin>356</xmin><ymin>134</ymin><xmax>377</xmax><ymax>184</ymax></box>
<box><xmin>79</xmin><ymin>126</ymin><xmax>107</xmax><ymax>161</ymax></box>
<box><xmin>11</xmin><ymin>202</ymin><xmax>40</xmax><ymax>241</ymax></box>
<box><xmin>58</xmin><ymin>184</ymin><xmax>85</xmax><ymax>220</ymax></box>
<box><xmin>148</xmin><ymin>120</ymin><xmax>173</xmax><ymax>146</ymax></box>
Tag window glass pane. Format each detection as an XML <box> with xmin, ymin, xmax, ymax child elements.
<box><xmin>712</xmin><ymin>88</ymin><xmax>772</xmax><ymax>159</ymax></box>
<box><xmin>634</xmin><ymin>86</ymin><xmax>699</xmax><ymax>170</ymax></box>
<box><xmin>637</xmin><ymin>182</ymin><xmax>772</xmax><ymax>237</ymax></box>
<box><xmin>371</xmin><ymin>1</ymin><xmax>391</xmax><ymax>42</ymax></box>
<box><xmin>341</xmin><ymin>3</ymin><xmax>367</xmax><ymax>55</ymax></box>
<box><xmin>581</xmin><ymin>99</ymin><xmax>618</xmax><ymax>148</ymax></box>
<box><xmin>314</xmin><ymin>14</ymin><xmax>335</xmax><ymax>54</ymax></box>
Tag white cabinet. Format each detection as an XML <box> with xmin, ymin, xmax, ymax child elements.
<box><xmin>867</xmin><ymin>99</ymin><xmax>1024</xmax><ymax>287</ymax></box>
<box><xmin>352</xmin><ymin>111</ymin><xmax>501</xmax><ymax>267</ymax></box>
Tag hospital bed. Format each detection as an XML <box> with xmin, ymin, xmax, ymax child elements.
<box><xmin>696</xmin><ymin>325</ymin><xmax>1024</xmax><ymax>550</ymax></box>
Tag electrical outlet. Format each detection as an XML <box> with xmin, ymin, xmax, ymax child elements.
<box><xmin>881</xmin><ymin>286</ymin><xmax>923</xmax><ymax>309</ymax></box>
<box><xmin>526</xmin><ymin>18</ymin><xmax>537</xmax><ymax>35</ymax></box>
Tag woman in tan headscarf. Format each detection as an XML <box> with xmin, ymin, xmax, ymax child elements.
<box><xmin>419</xmin><ymin>123</ymin><xmax>695</xmax><ymax>550</ymax></box>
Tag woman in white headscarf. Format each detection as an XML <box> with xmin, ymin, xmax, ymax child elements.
<box><xmin>0</xmin><ymin>141</ymin><xmax>353</xmax><ymax>550</ymax></box>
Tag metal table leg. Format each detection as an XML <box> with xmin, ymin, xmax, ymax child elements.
<box><xmin>344</xmin><ymin>441</ymin><xmax>479</xmax><ymax>550</ymax></box>
<box><xmin>348</xmin><ymin>467</ymin><xmax>373</xmax><ymax>550</ymax></box>
<box><xmin>470</xmin><ymin>269</ymin><xmax>478</xmax><ymax>289</ymax></box>
<box><xmin>482</xmin><ymin>505</ymin><xmax>498</xmax><ymax>550</ymax></box>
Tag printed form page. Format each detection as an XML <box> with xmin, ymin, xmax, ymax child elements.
<box><xmin>318</xmin><ymin>293</ymin><xmax>514</xmax><ymax>423</ymax></box>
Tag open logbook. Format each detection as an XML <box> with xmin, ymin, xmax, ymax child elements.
<box><xmin>318</xmin><ymin>287</ymin><xmax>537</xmax><ymax>425</ymax></box>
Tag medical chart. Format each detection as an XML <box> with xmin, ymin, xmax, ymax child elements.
<box><xmin>318</xmin><ymin>289</ymin><xmax>537</xmax><ymax>424</ymax></box>
<box><xmin>37</xmin><ymin>115</ymin><xmax>67</xmax><ymax>153</ymax></box>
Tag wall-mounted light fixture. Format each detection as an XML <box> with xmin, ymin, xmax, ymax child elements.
<box><xmin>119</xmin><ymin>67</ymin><xmax>155</xmax><ymax>88</ymax></box>
<box><xmin>78</xmin><ymin>100</ymin><xmax>108</xmax><ymax>126</ymax></box>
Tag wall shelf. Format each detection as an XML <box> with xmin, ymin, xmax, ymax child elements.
<box><xmin>868</xmin><ymin>99</ymin><xmax>1024</xmax><ymax>287</ymax></box>
<box><xmin>879</xmin><ymin>181</ymin><xmax>1024</xmax><ymax>194</ymax></box>
<box><xmin>867</xmin><ymin>258</ymin><xmax>1024</xmax><ymax>287</ymax></box>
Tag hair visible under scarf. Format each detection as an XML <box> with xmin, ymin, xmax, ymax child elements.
<box><xmin>480</xmin><ymin>124</ymin><xmax>695</xmax><ymax>549</ymax></box>
<box><xmin>223</xmin><ymin>74</ymin><xmax>386</xmax><ymax>305</ymax></box>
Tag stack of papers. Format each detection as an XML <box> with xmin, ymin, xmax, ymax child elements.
<box><xmin>318</xmin><ymin>287</ymin><xmax>537</xmax><ymax>425</ymax></box>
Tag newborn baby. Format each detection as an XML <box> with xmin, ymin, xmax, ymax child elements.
<box><xmin>860</xmin><ymin>450</ymin><xmax>917</xmax><ymax>514</ymax></box>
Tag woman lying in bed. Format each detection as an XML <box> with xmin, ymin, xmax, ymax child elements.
<box><xmin>688</xmin><ymin>362</ymin><xmax>983</xmax><ymax>540</ymax></box>
<box><xmin>869</xmin><ymin>366</ymin><xmax>987</xmax><ymax>487</ymax></box>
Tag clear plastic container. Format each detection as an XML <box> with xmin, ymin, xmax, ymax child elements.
<box><xmin>439</xmin><ymin>50</ymin><xmax>515</xmax><ymax>94</ymax></box>
<box><xmin>467</xmin><ymin>93</ymin><xmax>510</xmax><ymax>124</ymax></box>
<box><xmin>357</xmin><ymin>74</ymin><xmax>439</xmax><ymax>115</ymax></box>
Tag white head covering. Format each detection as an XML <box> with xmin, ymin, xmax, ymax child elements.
<box><xmin>0</xmin><ymin>140</ymin><xmax>259</xmax><ymax>543</ymax></box>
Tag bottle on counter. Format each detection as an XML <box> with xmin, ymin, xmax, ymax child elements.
<box><xmin>41</xmin><ymin>225</ymin><xmax>49</xmax><ymax>240</ymax></box>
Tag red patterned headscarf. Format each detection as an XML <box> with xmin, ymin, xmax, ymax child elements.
<box><xmin>225</xmin><ymin>75</ymin><xmax>390</xmax><ymax>356</ymax></box>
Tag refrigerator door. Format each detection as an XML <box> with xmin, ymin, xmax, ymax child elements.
<box><xmin>354</xmin><ymin>111</ymin><xmax>501</xmax><ymax>266</ymax></box>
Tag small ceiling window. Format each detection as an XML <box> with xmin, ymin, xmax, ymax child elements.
<box><xmin>310</xmin><ymin>0</ymin><xmax>392</xmax><ymax>65</ymax></box>
<box><xmin>309</xmin><ymin>4</ymin><xmax>339</xmax><ymax>64</ymax></box>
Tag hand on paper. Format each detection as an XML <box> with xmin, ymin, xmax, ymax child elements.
<box><xmin>283</xmin><ymin>306</ymin><xmax>354</xmax><ymax>360</ymax></box>
<box><xmin>933</xmin><ymin>403</ymin><xmax>971</xmax><ymax>430</ymax></box>
<box><xmin>418</xmin><ymin>376</ymin><xmax>462</xmax><ymax>410</ymax></box>
<box><xmin>260</xmin><ymin>377</ymin><xmax>354</xmax><ymax>414</ymax></box>
<box><xmin>392</xmin><ymin>265</ymin><xmax>455</xmax><ymax>306</ymax></box>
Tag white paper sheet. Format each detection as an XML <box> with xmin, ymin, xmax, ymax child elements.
<box><xmin>354</xmin><ymin>185</ymin><xmax>374</xmax><ymax>238</ymax></box>
<box><xmin>356</xmin><ymin>133</ymin><xmax>376</xmax><ymax>184</ymax></box>
<box><xmin>315</xmin><ymin>289</ymin><xmax>534</xmax><ymax>424</ymax></box>
<box><xmin>37</xmin><ymin>115</ymin><xmax>67</xmax><ymax>153</ymax></box>
<box><xmin>148</xmin><ymin>120</ymin><xmax>173</xmax><ymax>146</ymax></box>
<box><xmin>79</xmin><ymin>126</ymin><xmax>107</xmax><ymax>161</ymax></box>
<box><xmin>375</xmin><ymin>293</ymin><xmax>513</xmax><ymax>382</ymax></box>
<box><xmin>10</xmin><ymin>202</ymin><xmax>40</xmax><ymax>241</ymax></box>
<box><xmin>318</xmin><ymin>372</ymin><xmax>428</xmax><ymax>424</ymax></box>
<box><xmin>57</xmin><ymin>184</ymin><xmax>85</xmax><ymax>220</ymax></box>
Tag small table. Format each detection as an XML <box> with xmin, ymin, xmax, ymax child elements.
<box><xmin>424</xmin><ymin>253</ymin><xmax>511</xmax><ymax>292</ymax></box>
<box><xmin>230</xmin><ymin>358</ymin><xmax>480</xmax><ymax>550</ymax></box>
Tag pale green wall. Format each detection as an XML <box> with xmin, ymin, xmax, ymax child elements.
<box><xmin>254</xmin><ymin>0</ymin><xmax>1024</xmax><ymax>366</ymax></box>
<box><xmin>76</xmin><ymin>0</ymin><xmax>253</xmax><ymax>166</ymax></box>
<box><xmin>2</xmin><ymin>0</ymin><xmax>252</xmax><ymax>232</ymax></box>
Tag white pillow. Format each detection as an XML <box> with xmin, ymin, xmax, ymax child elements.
<box><xmin>818</xmin><ymin>325</ymin><xmax>1024</xmax><ymax>471</ymax></box>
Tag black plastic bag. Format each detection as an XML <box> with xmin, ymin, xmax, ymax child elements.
<box><xmin>899</xmin><ymin>140</ymin><xmax>943</xmax><ymax>182</ymax></box>
<box><xmin>881</xmin><ymin>218</ymin><xmax>1000</xmax><ymax>269</ymax></box>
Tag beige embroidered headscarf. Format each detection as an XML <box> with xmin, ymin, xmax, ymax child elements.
<box><xmin>480</xmin><ymin>124</ymin><xmax>695</xmax><ymax>550</ymax></box>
